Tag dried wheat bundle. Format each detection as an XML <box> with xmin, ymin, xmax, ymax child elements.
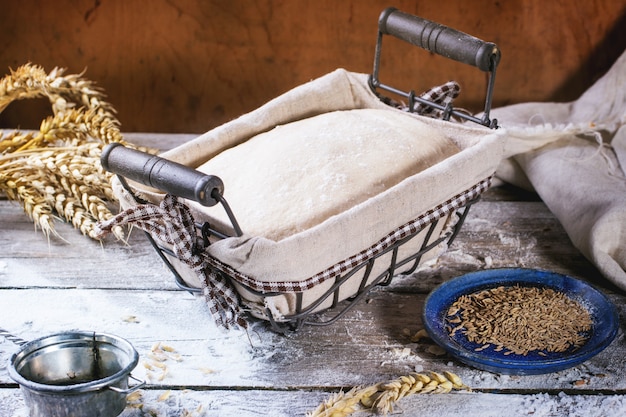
<box><xmin>307</xmin><ymin>371</ymin><xmax>469</xmax><ymax>416</ymax></box>
<box><xmin>0</xmin><ymin>63</ymin><xmax>135</xmax><ymax>240</ymax></box>
<box><xmin>0</xmin><ymin>64</ymin><xmax>118</xmax><ymax>117</ymax></box>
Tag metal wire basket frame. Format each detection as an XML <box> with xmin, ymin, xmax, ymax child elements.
<box><xmin>117</xmin><ymin>176</ymin><xmax>484</xmax><ymax>333</ymax></box>
<box><xmin>105</xmin><ymin>7</ymin><xmax>501</xmax><ymax>332</ymax></box>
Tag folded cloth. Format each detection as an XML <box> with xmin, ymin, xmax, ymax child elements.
<box><xmin>491</xmin><ymin>48</ymin><xmax>626</xmax><ymax>290</ymax></box>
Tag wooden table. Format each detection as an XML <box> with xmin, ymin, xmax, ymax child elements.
<box><xmin>1</xmin><ymin>134</ymin><xmax>625</xmax><ymax>416</ymax></box>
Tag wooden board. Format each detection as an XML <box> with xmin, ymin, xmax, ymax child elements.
<box><xmin>2</xmin><ymin>190</ymin><xmax>626</xmax><ymax>416</ymax></box>
<box><xmin>1</xmin><ymin>133</ymin><xmax>625</xmax><ymax>416</ymax></box>
<box><xmin>2</xmin><ymin>389</ymin><xmax>626</xmax><ymax>417</ymax></box>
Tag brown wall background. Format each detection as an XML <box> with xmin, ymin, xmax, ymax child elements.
<box><xmin>1</xmin><ymin>0</ymin><xmax>625</xmax><ymax>133</ymax></box>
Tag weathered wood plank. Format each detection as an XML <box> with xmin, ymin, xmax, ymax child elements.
<box><xmin>0</xmin><ymin>201</ymin><xmax>176</xmax><ymax>290</ymax></box>
<box><xmin>123</xmin><ymin>132</ymin><xmax>197</xmax><ymax>151</ymax></box>
<box><xmin>1</xmin><ymin>193</ymin><xmax>607</xmax><ymax>293</ymax></box>
<box><xmin>2</xmin><ymin>382</ymin><xmax>626</xmax><ymax>417</ymax></box>
<box><xmin>398</xmin><ymin>199</ymin><xmax>611</xmax><ymax>294</ymax></box>
<box><xmin>2</xmin><ymin>132</ymin><xmax>624</xmax><ymax>417</ymax></box>
<box><xmin>1</xmin><ymin>289</ymin><xmax>624</xmax><ymax>392</ymax></box>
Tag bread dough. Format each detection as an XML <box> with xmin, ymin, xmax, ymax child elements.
<box><xmin>196</xmin><ymin>108</ymin><xmax>459</xmax><ymax>241</ymax></box>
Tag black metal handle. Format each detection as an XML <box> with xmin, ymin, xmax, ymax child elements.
<box><xmin>101</xmin><ymin>143</ymin><xmax>224</xmax><ymax>207</ymax></box>
<box><xmin>378</xmin><ymin>7</ymin><xmax>500</xmax><ymax>72</ymax></box>
<box><xmin>370</xmin><ymin>7</ymin><xmax>500</xmax><ymax>128</ymax></box>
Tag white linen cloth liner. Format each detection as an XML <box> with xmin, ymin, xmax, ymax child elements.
<box><xmin>112</xmin><ymin>47</ymin><xmax>626</xmax><ymax>315</ymax></box>
<box><xmin>113</xmin><ymin>69</ymin><xmax>505</xmax><ymax>288</ymax></box>
<box><xmin>490</xmin><ymin>48</ymin><xmax>626</xmax><ymax>291</ymax></box>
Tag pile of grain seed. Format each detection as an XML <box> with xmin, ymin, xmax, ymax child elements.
<box><xmin>446</xmin><ymin>285</ymin><xmax>593</xmax><ymax>356</ymax></box>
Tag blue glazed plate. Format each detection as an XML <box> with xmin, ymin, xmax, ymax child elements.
<box><xmin>423</xmin><ymin>268</ymin><xmax>619</xmax><ymax>375</ymax></box>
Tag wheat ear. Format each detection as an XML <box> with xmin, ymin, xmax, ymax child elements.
<box><xmin>307</xmin><ymin>371</ymin><xmax>469</xmax><ymax>416</ymax></box>
<box><xmin>0</xmin><ymin>63</ymin><xmax>142</xmax><ymax>240</ymax></box>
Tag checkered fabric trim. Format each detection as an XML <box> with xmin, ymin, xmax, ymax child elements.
<box><xmin>409</xmin><ymin>81</ymin><xmax>461</xmax><ymax>117</ymax></box>
<box><xmin>96</xmin><ymin>176</ymin><xmax>490</xmax><ymax>327</ymax></box>
<box><xmin>95</xmin><ymin>78</ymin><xmax>484</xmax><ymax>329</ymax></box>
<box><xmin>204</xmin><ymin>176</ymin><xmax>492</xmax><ymax>294</ymax></box>
<box><xmin>94</xmin><ymin>194</ymin><xmax>247</xmax><ymax>329</ymax></box>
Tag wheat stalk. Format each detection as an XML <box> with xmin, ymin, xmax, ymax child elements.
<box><xmin>0</xmin><ymin>63</ymin><xmax>135</xmax><ymax>240</ymax></box>
<box><xmin>307</xmin><ymin>371</ymin><xmax>469</xmax><ymax>416</ymax></box>
<box><xmin>307</xmin><ymin>386</ymin><xmax>380</xmax><ymax>417</ymax></box>
<box><xmin>0</xmin><ymin>64</ymin><xmax>116</xmax><ymax>116</ymax></box>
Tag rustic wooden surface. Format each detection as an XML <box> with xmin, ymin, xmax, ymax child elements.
<box><xmin>1</xmin><ymin>133</ymin><xmax>626</xmax><ymax>416</ymax></box>
<box><xmin>1</xmin><ymin>0</ymin><xmax>625</xmax><ymax>133</ymax></box>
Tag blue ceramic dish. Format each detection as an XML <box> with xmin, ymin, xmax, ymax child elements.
<box><xmin>423</xmin><ymin>268</ymin><xmax>619</xmax><ymax>375</ymax></box>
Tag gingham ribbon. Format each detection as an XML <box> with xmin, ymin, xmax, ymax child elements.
<box><xmin>95</xmin><ymin>195</ymin><xmax>246</xmax><ymax>329</ymax></box>
<box><xmin>202</xmin><ymin>177</ymin><xmax>492</xmax><ymax>294</ymax></box>
<box><xmin>97</xmin><ymin>176</ymin><xmax>490</xmax><ymax>326</ymax></box>
<box><xmin>407</xmin><ymin>81</ymin><xmax>461</xmax><ymax>117</ymax></box>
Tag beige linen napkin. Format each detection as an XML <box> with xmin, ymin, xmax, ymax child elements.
<box><xmin>492</xmin><ymin>49</ymin><xmax>626</xmax><ymax>290</ymax></box>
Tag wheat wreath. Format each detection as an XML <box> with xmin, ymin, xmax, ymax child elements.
<box><xmin>0</xmin><ymin>63</ymin><xmax>147</xmax><ymax>240</ymax></box>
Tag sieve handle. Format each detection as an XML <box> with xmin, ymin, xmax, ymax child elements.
<box><xmin>0</xmin><ymin>327</ymin><xmax>27</xmax><ymax>346</ymax></box>
<box><xmin>108</xmin><ymin>374</ymin><xmax>146</xmax><ymax>394</ymax></box>
<box><xmin>378</xmin><ymin>7</ymin><xmax>500</xmax><ymax>72</ymax></box>
<box><xmin>101</xmin><ymin>143</ymin><xmax>224</xmax><ymax>207</ymax></box>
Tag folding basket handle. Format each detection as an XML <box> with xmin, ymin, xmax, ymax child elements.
<box><xmin>101</xmin><ymin>143</ymin><xmax>224</xmax><ymax>207</ymax></box>
<box><xmin>378</xmin><ymin>7</ymin><xmax>500</xmax><ymax>72</ymax></box>
<box><xmin>370</xmin><ymin>7</ymin><xmax>500</xmax><ymax>128</ymax></box>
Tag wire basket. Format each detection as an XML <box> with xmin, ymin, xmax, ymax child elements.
<box><xmin>98</xmin><ymin>8</ymin><xmax>503</xmax><ymax>332</ymax></box>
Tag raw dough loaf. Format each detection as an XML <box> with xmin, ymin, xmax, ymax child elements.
<box><xmin>197</xmin><ymin>108</ymin><xmax>460</xmax><ymax>241</ymax></box>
